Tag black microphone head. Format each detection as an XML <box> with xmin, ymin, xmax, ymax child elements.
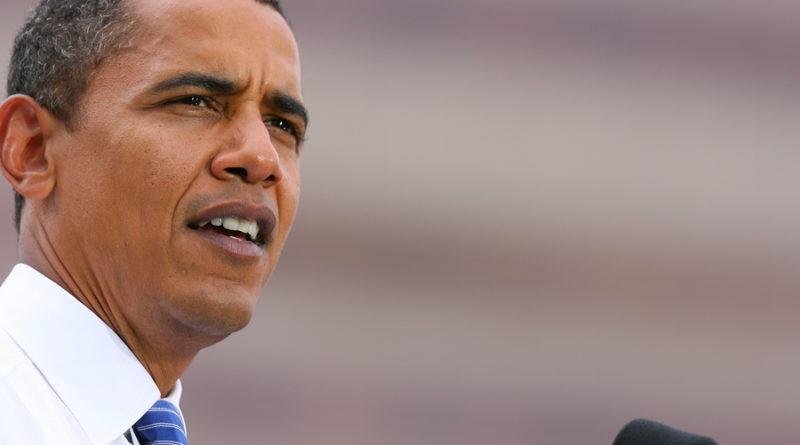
<box><xmin>612</xmin><ymin>419</ymin><xmax>718</xmax><ymax>445</ymax></box>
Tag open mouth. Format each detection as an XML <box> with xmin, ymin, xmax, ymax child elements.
<box><xmin>189</xmin><ymin>216</ymin><xmax>265</xmax><ymax>246</ymax></box>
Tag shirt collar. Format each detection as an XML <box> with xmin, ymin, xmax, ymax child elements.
<box><xmin>0</xmin><ymin>264</ymin><xmax>168</xmax><ymax>445</ymax></box>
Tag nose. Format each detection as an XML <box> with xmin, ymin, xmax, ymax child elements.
<box><xmin>210</xmin><ymin>112</ymin><xmax>283</xmax><ymax>186</ymax></box>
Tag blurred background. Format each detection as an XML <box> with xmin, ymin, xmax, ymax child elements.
<box><xmin>2</xmin><ymin>0</ymin><xmax>800</xmax><ymax>444</ymax></box>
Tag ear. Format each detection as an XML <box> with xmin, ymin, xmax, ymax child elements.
<box><xmin>0</xmin><ymin>95</ymin><xmax>58</xmax><ymax>201</ymax></box>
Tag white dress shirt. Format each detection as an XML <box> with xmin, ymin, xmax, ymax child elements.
<box><xmin>0</xmin><ymin>264</ymin><xmax>187</xmax><ymax>445</ymax></box>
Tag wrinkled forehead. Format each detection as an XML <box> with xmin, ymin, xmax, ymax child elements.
<box><xmin>126</xmin><ymin>0</ymin><xmax>294</xmax><ymax>47</ymax></box>
<box><xmin>118</xmin><ymin>0</ymin><xmax>301</xmax><ymax>94</ymax></box>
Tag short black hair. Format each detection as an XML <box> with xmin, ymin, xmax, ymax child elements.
<box><xmin>6</xmin><ymin>0</ymin><xmax>286</xmax><ymax>232</ymax></box>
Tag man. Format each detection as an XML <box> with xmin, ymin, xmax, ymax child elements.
<box><xmin>0</xmin><ymin>0</ymin><xmax>307</xmax><ymax>443</ymax></box>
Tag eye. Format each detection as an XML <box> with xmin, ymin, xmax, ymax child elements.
<box><xmin>265</xmin><ymin>117</ymin><xmax>302</xmax><ymax>140</ymax></box>
<box><xmin>167</xmin><ymin>95</ymin><xmax>215</xmax><ymax>109</ymax></box>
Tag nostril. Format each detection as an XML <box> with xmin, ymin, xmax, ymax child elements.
<box><xmin>225</xmin><ymin>167</ymin><xmax>248</xmax><ymax>179</ymax></box>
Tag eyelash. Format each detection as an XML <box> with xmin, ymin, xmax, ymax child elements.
<box><xmin>169</xmin><ymin>95</ymin><xmax>302</xmax><ymax>140</ymax></box>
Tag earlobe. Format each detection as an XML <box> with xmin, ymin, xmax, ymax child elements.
<box><xmin>0</xmin><ymin>95</ymin><xmax>57</xmax><ymax>201</ymax></box>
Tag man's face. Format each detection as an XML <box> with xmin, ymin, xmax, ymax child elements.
<box><xmin>45</xmin><ymin>0</ymin><xmax>305</xmax><ymax>337</ymax></box>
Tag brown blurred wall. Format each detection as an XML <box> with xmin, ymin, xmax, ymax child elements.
<box><xmin>2</xmin><ymin>1</ymin><xmax>800</xmax><ymax>444</ymax></box>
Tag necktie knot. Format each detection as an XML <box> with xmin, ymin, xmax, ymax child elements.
<box><xmin>133</xmin><ymin>399</ymin><xmax>189</xmax><ymax>445</ymax></box>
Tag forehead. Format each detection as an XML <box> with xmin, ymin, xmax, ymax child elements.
<box><xmin>116</xmin><ymin>0</ymin><xmax>300</xmax><ymax>96</ymax></box>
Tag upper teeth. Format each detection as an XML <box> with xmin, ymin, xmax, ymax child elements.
<box><xmin>201</xmin><ymin>216</ymin><xmax>259</xmax><ymax>241</ymax></box>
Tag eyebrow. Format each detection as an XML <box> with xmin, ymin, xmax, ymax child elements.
<box><xmin>271</xmin><ymin>92</ymin><xmax>309</xmax><ymax>128</ymax></box>
<box><xmin>150</xmin><ymin>72</ymin><xmax>239</xmax><ymax>95</ymax></box>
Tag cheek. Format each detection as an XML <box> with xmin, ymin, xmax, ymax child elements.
<box><xmin>112</xmin><ymin>130</ymin><xmax>206</xmax><ymax>201</ymax></box>
<box><xmin>278</xmin><ymin>166</ymin><xmax>301</xmax><ymax>223</ymax></box>
<box><xmin>68</xmin><ymin>130</ymin><xmax>206</xmax><ymax>238</ymax></box>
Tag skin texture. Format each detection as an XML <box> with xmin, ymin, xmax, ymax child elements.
<box><xmin>0</xmin><ymin>0</ymin><xmax>305</xmax><ymax>396</ymax></box>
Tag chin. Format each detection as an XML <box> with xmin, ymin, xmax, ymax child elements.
<box><xmin>172</xmin><ymin>288</ymin><xmax>260</xmax><ymax>338</ymax></box>
<box><xmin>202</xmin><ymin>306</ymin><xmax>254</xmax><ymax>336</ymax></box>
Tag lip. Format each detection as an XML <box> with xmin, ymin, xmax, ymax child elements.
<box><xmin>187</xmin><ymin>200</ymin><xmax>278</xmax><ymax>259</ymax></box>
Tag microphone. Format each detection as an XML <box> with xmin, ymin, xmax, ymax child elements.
<box><xmin>613</xmin><ymin>419</ymin><xmax>718</xmax><ymax>445</ymax></box>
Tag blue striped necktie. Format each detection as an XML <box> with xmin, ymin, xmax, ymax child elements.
<box><xmin>133</xmin><ymin>399</ymin><xmax>190</xmax><ymax>445</ymax></box>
